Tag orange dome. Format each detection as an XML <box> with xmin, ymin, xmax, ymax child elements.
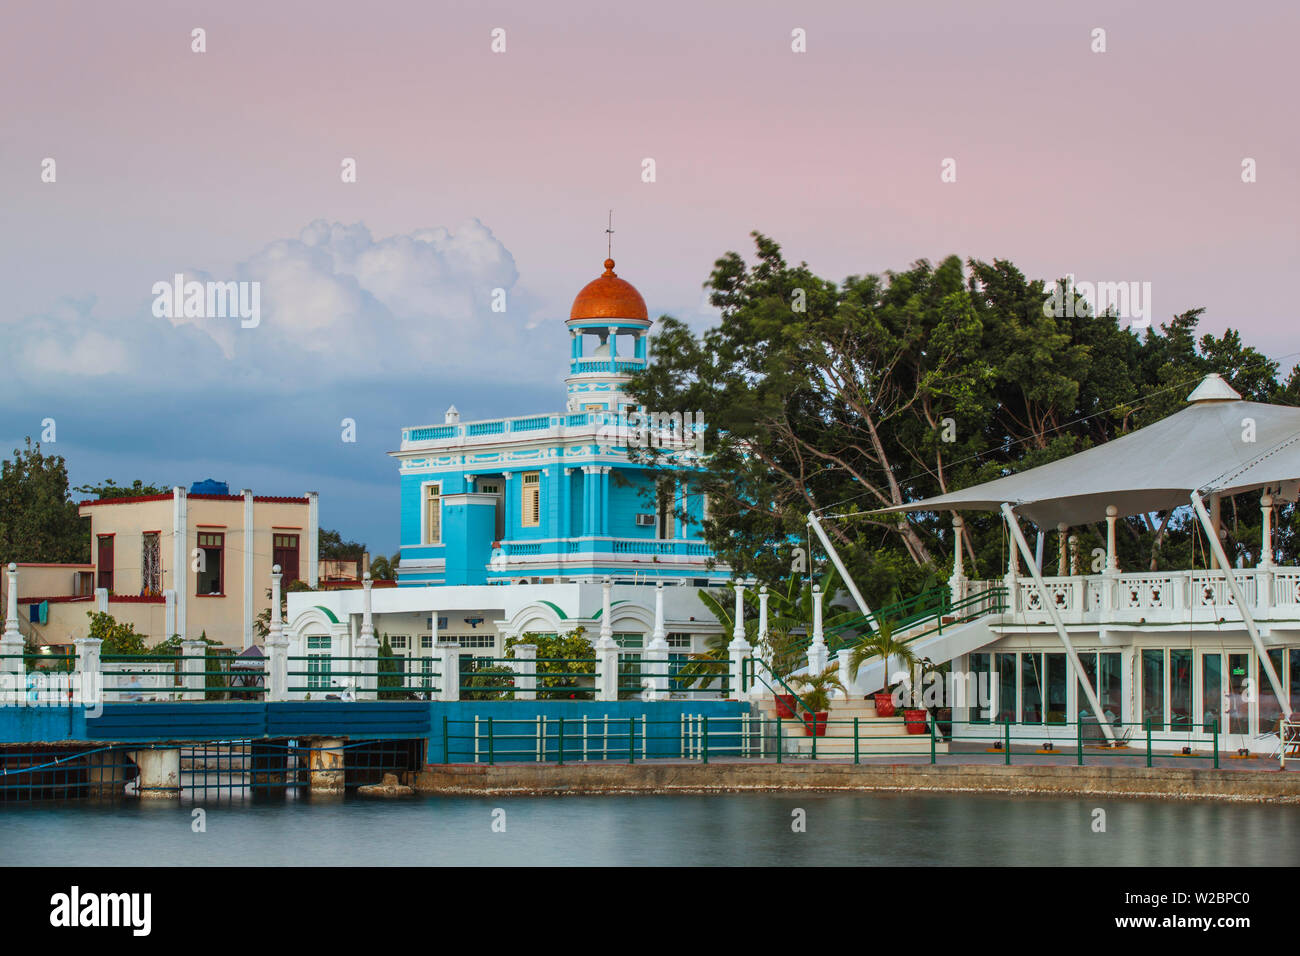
<box><xmin>569</xmin><ymin>258</ymin><xmax>649</xmax><ymax>321</ymax></box>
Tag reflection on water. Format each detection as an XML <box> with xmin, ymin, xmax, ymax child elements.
<box><xmin>1</xmin><ymin>792</ymin><xmax>1296</xmax><ymax>866</ymax></box>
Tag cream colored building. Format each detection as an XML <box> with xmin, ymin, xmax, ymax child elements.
<box><xmin>12</xmin><ymin>487</ymin><xmax>319</xmax><ymax>650</ymax></box>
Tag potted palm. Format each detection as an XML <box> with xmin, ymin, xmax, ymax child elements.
<box><xmin>847</xmin><ymin>620</ymin><xmax>916</xmax><ymax>719</ymax></box>
<box><xmin>787</xmin><ymin>664</ymin><xmax>846</xmax><ymax>736</ymax></box>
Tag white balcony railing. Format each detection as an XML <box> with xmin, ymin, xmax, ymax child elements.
<box><xmin>979</xmin><ymin>565</ymin><xmax>1298</xmax><ymax>625</ymax></box>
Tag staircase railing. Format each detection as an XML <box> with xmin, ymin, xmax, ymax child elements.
<box><xmin>740</xmin><ymin>655</ymin><xmax>813</xmax><ymax>716</ymax></box>
<box><xmin>766</xmin><ymin>585</ymin><xmax>1009</xmax><ymax>688</ymax></box>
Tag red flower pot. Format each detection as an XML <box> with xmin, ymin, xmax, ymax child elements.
<box><xmin>873</xmin><ymin>692</ymin><xmax>896</xmax><ymax>718</ymax></box>
<box><xmin>903</xmin><ymin>708</ymin><xmax>929</xmax><ymax>735</ymax></box>
<box><xmin>775</xmin><ymin>694</ymin><xmax>797</xmax><ymax>718</ymax></box>
<box><xmin>802</xmin><ymin>712</ymin><xmax>829</xmax><ymax>736</ymax></box>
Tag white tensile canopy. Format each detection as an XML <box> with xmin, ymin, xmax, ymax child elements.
<box><xmin>879</xmin><ymin>374</ymin><xmax>1300</xmax><ymax>525</ymax></box>
<box><xmin>869</xmin><ymin>372</ymin><xmax>1299</xmax><ymax>728</ymax></box>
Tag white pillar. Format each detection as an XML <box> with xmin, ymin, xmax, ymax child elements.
<box><xmin>243</xmin><ymin>489</ymin><xmax>255</xmax><ymax>650</ymax></box>
<box><xmin>181</xmin><ymin>639</ymin><xmax>206</xmax><ymax>700</ymax></box>
<box><xmin>164</xmin><ymin>589</ymin><xmax>176</xmax><ymax>640</ymax></box>
<box><xmin>356</xmin><ymin>573</ymin><xmax>378</xmax><ymax>700</ymax></box>
<box><xmin>599</xmin><ymin>576</ymin><xmax>614</xmax><ymax>644</ymax></box>
<box><xmin>95</xmin><ymin>588</ymin><xmax>108</xmax><ymax>613</ymax></box>
<box><xmin>1</xmin><ymin>563</ymin><xmax>23</xmax><ymax>673</ymax></box>
<box><xmin>1259</xmin><ymin>494</ymin><xmax>1275</xmax><ymax>613</ymax></box>
<box><xmin>728</xmin><ymin>577</ymin><xmax>752</xmax><ymax>698</ymax></box>
<box><xmin>644</xmin><ymin>581</ymin><xmax>670</xmax><ymax>700</ymax></box>
<box><xmin>732</xmin><ymin>578</ymin><xmax>746</xmax><ymax>644</ymax></box>
<box><xmin>1209</xmin><ymin>492</ymin><xmax>1223</xmax><ymax>568</ymax></box>
<box><xmin>129</xmin><ymin>749</ymin><xmax>181</xmax><ymax>799</ymax></box>
<box><xmin>172</xmin><ymin>486</ymin><xmax>187</xmax><ymax>641</ymax></box>
<box><xmin>512</xmin><ymin>642</ymin><xmax>537</xmax><ymax>700</ymax></box>
<box><xmin>437</xmin><ymin>641</ymin><xmax>461</xmax><ymax>702</ymax></box>
<box><xmin>949</xmin><ymin>515</ymin><xmax>966</xmax><ymax>603</ymax></box>
<box><xmin>1105</xmin><ymin>504</ymin><xmax>1119</xmax><ymax>572</ymax></box>
<box><xmin>757</xmin><ymin>586</ymin><xmax>770</xmax><ymax>659</ymax></box>
<box><xmin>74</xmin><ymin>636</ymin><xmax>103</xmax><ymax>712</ymax></box>
<box><xmin>1260</xmin><ymin>494</ymin><xmax>1274</xmax><ymax>569</ymax></box>
<box><xmin>306</xmin><ymin>491</ymin><xmax>320</xmax><ymax>588</ymax></box>
<box><xmin>806</xmin><ymin>584</ymin><xmax>828</xmax><ymax>674</ymax></box>
<box><xmin>267</xmin><ymin>564</ymin><xmax>289</xmax><ymax>701</ymax></box>
<box><xmin>595</xmin><ymin>577</ymin><xmax>620</xmax><ymax>701</ymax></box>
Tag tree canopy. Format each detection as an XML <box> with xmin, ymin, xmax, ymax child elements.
<box><xmin>627</xmin><ymin>233</ymin><xmax>1297</xmax><ymax>604</ymax></box>
<box><xmin>0</xmin><ymin>439</ymin><xmax>87</xmax><ymax>565</ymax></box>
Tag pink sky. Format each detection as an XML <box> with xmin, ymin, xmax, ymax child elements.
<box><xmin>4</xmin><ymin>0</ymin><xmax>1296</xmax><ymax>348</ymax></box>
<box><xmin>1</xmin><ymin>0</ymin><xmax>1296</xmax><ymax>549</ymax></box>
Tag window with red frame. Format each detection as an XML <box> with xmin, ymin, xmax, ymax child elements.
<box><xmin>96</xmin><ymin>536</ymin><xmax>114</xmax><ymax>591</ymax></box>
<box><xmin>196</xmin><ymin>532</ymin><xmax>224</xmax><ymax>595</ymax></box>
<box><xmin>273</xmin><ymin>533</ymin><xmax>300</xmax><ymax>584</ymax></box>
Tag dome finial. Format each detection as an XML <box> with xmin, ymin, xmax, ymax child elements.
<box><xmin>605</xmin><ymin>209</ymin><xmax>614</xmax><ymax>260</ymax></box>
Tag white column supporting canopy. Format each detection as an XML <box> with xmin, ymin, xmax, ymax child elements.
<box><xmin>1002</xmin><ymin>503</ymin><xmax>1116</xmax><ymax>744</ymax></box>
<box><xmin>1190</xmin><ymin>492</ymin><xmax>1290</xmax><ymax>719</ymax></box>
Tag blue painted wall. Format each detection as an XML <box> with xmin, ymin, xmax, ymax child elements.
<box><xmin>0</xmin><ymin>706</ymin><xmax>88</xmax><ymax>745</ymax></box>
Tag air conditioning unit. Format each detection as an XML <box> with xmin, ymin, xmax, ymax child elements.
<box><xmin>635</xmin><ymin>514</ymin><xmax>655</xmax><ymax>527</ymax></box>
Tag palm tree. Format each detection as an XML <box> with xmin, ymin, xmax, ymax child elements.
<box><xmin>847</xmin><ymin>619</ymin><xmax>917</xmax><ymax>697</ymax></box>
<box><xmin>787</xmin><ymin>663</ymin><xmax>847</xmax><ymax>721</ymax></box>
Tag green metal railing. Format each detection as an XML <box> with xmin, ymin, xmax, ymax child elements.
<box><xmin>0</xmin><ymin>652</ymin><xmax>71</xmax><ymax>674</ymax></box>
<box><xmin>619</xmin><ymin>659</ymin><xmax>730</xmax><ymax>697</ymax></box>
<box><xmin>100</xmin><ymin>654</ymin><xmax>266</xmax><ymax>700</ymax></box>
<box><xmin>454</xmin><ymin>656</ymin><xmax>597</xmax><ymax>699</ymax></box>
<box><xmin>439</xmin><ymin>713</ymin><xmax>766</xmax><ymax>764</ymax></box>
<box><xmin>286</xmin><ymin>655</ymin><xmax>439</xmax><ymax>698</ymax></box>
<box><xmin>784</xmin><ymin>585</ymin><xmax>1007</xmax><ymax>659</ymax></box>
<box><xmin>432</xmin><ymin>712</ymin><xmax>1230</xmax><ymax>767</ymax></box>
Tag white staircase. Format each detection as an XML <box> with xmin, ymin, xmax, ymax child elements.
<box><xmin>838</xmin><ymin>613</ymin><xmax>999</xmax><ymax>698</ymax></box>
<box><xmin>753</xmin><ymin>697</ymin><xmax>947</xmax><ymax>757</ymax></box>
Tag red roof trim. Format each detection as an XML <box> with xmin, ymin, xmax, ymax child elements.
<box><xmin>19</xmin><ymin>595</ymin><xmax>95</xmax><ymax>604</ymax></box>
<box><xmin>14</xmin><ymin>562</ymin><xmax>95</xmax><ymax>569</ymax></box>
<box><xmin>109</xmin><ymin>594</ymin><xmax>166</xmax><ymax>604</ymax></box>
<box><xmin>79</xmin><ymin>493</ymin><xmax>309</xmax><ymax>507</ymax></box>
<box><xmin>79</xmin><ymin>494</ymin><xmax>174</xmax><ymax>507</ymax></box>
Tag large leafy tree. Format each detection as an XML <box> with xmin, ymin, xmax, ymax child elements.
<box><xmin>629</xmin><ymin>235</ymin><xmax>991</xmax><ymax>589</ymax></box>
<box><xmin>0</xmin><ymin>438</ymin><xmax>87</xmax><ymax>565</ymax></box>
<box><xmin>627</xmin><ymin>235</ymin><xmax>1300</xmax><ymax>601</ymax></box>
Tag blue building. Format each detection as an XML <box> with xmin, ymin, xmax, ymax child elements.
<box><xmin>392</xmin><ymin>257</ymin><xmax>728</xmax><ymax>587</ymax></box>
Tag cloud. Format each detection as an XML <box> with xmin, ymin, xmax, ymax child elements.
<box><xmin>2</xmin><ymin>218</ymin><xmax>547</xmax><ymax>395</ymax></box>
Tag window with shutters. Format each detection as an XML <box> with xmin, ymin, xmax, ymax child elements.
<box><xmin>96</xmin><ymin>535</ymin><xmax>114</xmax><ymax>592</ymax></box>
<box><xmin>424</xmin><ymin>483</ymin><xmax>442</xmax><ymax>544</ymax></box>
<box><xmin>272</xmin><ymin>533</ymin><xmax>300</xmax><ymax>583</ymax></box>
<box><xmin>520</xmin><ymin>472</ymin><xmax>541</xmax><ymax>528</ymax></box>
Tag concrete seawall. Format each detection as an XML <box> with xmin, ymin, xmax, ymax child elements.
<box><xmin>414</xmin><ymin>762</ymin><xmax>1300</xmax><ymax>803</ymax></box>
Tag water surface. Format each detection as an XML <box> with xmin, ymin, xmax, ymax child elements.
<box><xmin>2</xmin><ymin>793</ymin><xmax>1296</xmax><ymax>866</ymax></box>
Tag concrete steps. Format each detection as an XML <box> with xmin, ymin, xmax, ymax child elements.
<box><xmin>754</xmin><ymin>698</ymin><xmax>947</xmax><ymax>756</ymax></box>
